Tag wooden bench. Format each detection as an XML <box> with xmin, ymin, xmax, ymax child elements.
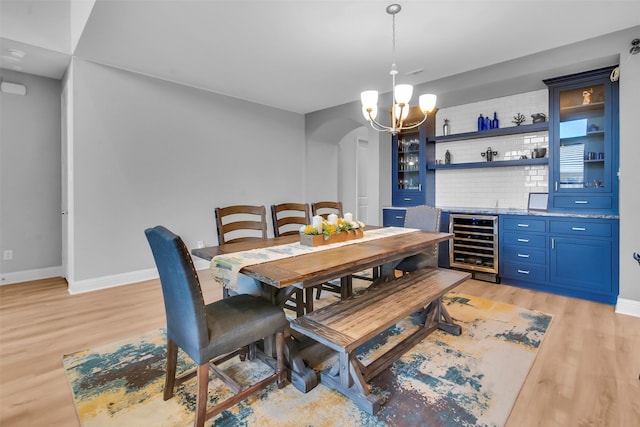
<box><xmin>290</xmin><ymin>267</ymin><xmax>471</xmax><ymax>414</ymax></box>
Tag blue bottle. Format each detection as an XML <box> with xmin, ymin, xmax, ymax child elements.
<box><xmin>484</xmin><ymin>116</ymin><xmax>491</xmax><ymax>130</ymax></box>
<box><xmin>492</xmin><ymin>112</ymin><xmax>499</xmax><ymax>129</ymax></box>
<box><xmin>478</xmin><ymin>114</ymin><xmax>484</xmax><ymax>131</ymax></box>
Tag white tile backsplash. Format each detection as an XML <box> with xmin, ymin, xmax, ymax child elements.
<box><xmin>434</xmin><ymin>90</ymin><xmax>549</xmax><ymax>210</ymax></box>
<box><xmin>435</xmin><ymin>89</ymin><xmax>548</xmax><ymax>136</ymax></box>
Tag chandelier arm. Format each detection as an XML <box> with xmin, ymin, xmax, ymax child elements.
<box><xmin>366</xmin><ymin>112</ymin><xmax>429</xmax><ymax>134</ymax></box>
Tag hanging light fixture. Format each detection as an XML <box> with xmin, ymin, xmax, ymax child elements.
<box><xmin>361</xmin><ymin>4</ymin><xmax>436</xmax><ymax>134</ymax></box>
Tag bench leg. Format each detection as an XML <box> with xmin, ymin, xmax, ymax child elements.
<box><xmin>321</xmin><ymin>352</ymin><xmax>381</xmax><ymax>415</ymax></box>
<box><xmin>432</xmin><ymin>297</ymin><xmax>462</xmax><ymax>336</ymax></box>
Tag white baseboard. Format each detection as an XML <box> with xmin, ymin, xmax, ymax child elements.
<box><xmin>615</xmin><ymin>297</ymin><xmax>640</xmax><ymax>318</ymax></box>
<box><xmin>0</xmin><ymin>266</ymin><xmax>64</xmax><ymax>286</ymax></box>
<box><xmin>68</xmin><ymin>267</ymin><xmax>159</xmax><ymax>294</ymax></box>
<box><xmin>68</xmin><ymin>256</ymin><xmax>211</xmax><ymax>294</ymax></box>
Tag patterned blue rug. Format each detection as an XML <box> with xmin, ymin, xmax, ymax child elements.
<box><xmin>63</xmin><ymin>293</ymin><xmax>552</xmax><ymax>426</ymax></box>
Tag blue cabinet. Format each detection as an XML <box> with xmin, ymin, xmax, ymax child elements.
<box><xmin>382</xmin><ymin>207</ymin><xmax>406</xmax><ymax>227</ymax></box>
<box><xmin>499</xmin><ymin>214</ymin><xmax>619</xmax><ymax>304</ymax></box>
<box><xmin>391</xmin><ymin>110</ymin><xmax>436</xmax><ymax>206</ymax></box>
<box><xmin>549</xmin><ymin>218</ymin><xmax>618</xmax><ymax>303</ymax></box>
<box><xmin>500</xmin><ymin>215</ymin><xmax>548</xmax><ymax>285</ymax></box>
<box><xmin>545</xmin><ymin>67</ymin><xmax>619</xmax><ymax>214</ymax></box>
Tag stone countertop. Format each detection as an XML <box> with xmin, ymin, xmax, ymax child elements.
<box><xmin>382</xmin><ymin>206</ymin><xmax>619</xmax><ymax>219</ymax></box>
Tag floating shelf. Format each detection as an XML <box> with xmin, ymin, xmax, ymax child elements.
<box><xmin>429</xmin><ymin>122</ymin><xmax>549</xmax><ymax>143</ymax></box>
<box><xmin>428</xmin><ymin>158</ymin><xmax>549</xmax><ymax>170</ymax></box>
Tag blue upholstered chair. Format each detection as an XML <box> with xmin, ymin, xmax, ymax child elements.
<box><xmin>144</xmin><ymin>226</ymin><xmax>287</xmax><ymax>427</ymax></box>
<box><xmin>395</xmin><ymin>205</ymin><xmax>442</xmax><ymax>272</ymax></box>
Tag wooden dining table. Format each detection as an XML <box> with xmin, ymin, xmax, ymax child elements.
<box><xmin>191</xmin><ymin>228</ymin><xmax>454</xmax><ymax>393</ymax></box>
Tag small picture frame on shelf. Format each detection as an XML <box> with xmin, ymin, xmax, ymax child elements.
<box><xmin>528</xmin><ymin>192</ymin><xmax>548</xmax><ymax>211</ymax></box>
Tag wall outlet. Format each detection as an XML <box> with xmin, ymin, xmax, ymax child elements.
<box><xmin>3</xmin><ymin>250</ymin><xmax>13</xmax><ymax>261</ymax></box>
<box><xmin>197</xmin><ymin>240</ymin><xmax>205</xmax><ymax>249</ymax></box>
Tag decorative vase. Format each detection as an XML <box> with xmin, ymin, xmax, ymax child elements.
<box><xmin>492</xmin><ymin>112</ymin><xmax>499</xmax><ymax>129</ymax></box>
<box><xmin>443</xmin><ymin>119</ymin><xmax>450</xmax><ymax>136</ymax></box>
<box><xmin>477</xmin><ymin>114</ymin><xmax>484</xmax><ymax>131</ymax></box>
<box><xmin>445</xmin><ymin>150</ymin><xmax>451</xmax><ymax>164</ymax></box>
<box><xmin>484</xmin><ymin>116</ymin><xmax>491</xmax><ymax>130</ymax></box>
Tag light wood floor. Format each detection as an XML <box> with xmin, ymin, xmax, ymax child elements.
<box><xmin>1</xmin><ymin>274</ymin><xmax>639</xmax><ymax>426</ymax></box>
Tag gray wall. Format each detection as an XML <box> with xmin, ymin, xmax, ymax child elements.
<box><xmin>0</xmin><ymin>70</ymin><xmax>61</xmax><ymax>277</ymax></box>
<box><xmin>70</xmin><ymin>59</ymin><xmax>305</xmax><ymax>286</ymax></box>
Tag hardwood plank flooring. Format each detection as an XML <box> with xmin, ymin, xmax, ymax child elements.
<box><xmin>1</xmin><ymin>274</ymin><xmax>638</xmax><ymax>426</ymax></box>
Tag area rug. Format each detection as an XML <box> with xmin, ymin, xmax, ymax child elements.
<box><xmin>63</xmin><ymin>293</ymin><xmax>552</xmax><ymax>427</ymax></box>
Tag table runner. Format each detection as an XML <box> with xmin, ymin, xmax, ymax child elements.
<box><xmin>211</xmin><ymin>227</ymin><xmax>418</xmax><ymax>291</ymax></box>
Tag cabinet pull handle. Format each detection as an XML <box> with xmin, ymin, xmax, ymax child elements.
<box><xmin>517</xmin><ymin>223</ymin><xmax>529</xmax><ymax>228</ymax></box>
<box><xmin>395</xmin><ymin>216</ymin><xmax>404</xmax><ymax>219</ymax></box>
<box><xmin>574</xmin><ymin>200</ymin><xmax>589</xmax><ymax>204</ymax></box>
<box><xmin>555</xmin><ymin>181</ymin><xmax>558</xmax><ymax>192</ymax></box>
<box><xmin>517</xmin><ymin>253</ymin><xmax>530</xmax><ymax>258</ymax></box>
<box><xmin>571</xmin><ymin>227</ymin><xmax>586</xmax><ymax>231</ymax></box>
<box><xmin>517</xmin><ymin>238</ymin><xmax>530</xmax><ymax>243</ymax></box>
<box><xmin>517</xmin><ymin>269</ymin><xmax>530</xmax><ymax>275</ymax></box>
<box><xmin>404</xmin><ymin>197</ymin><xmax>412</xmax><ymax>201</ymax></box>
<box><xmin>552</xmin><ymin>238</ymin><xmax>555</xmax><ymax>249</ymax></box>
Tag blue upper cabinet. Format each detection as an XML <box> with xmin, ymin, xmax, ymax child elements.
<box><xmin>391</xmin><ymin>107</ymin><xmax>436</xmax><ymax>207</ymax></box>
<box><xmin>544</xmin><ymin>66</ymin><xmax>619</xmax><ymax>214</ymax></box>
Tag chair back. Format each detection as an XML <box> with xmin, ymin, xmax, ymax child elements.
<box><xmin>403</xmin><ymin>205</ymin><xmax>441</xmax><ymax>267</ymax></box>
<box><xmin>271</xmin><ymin>203</ymin><xmax>311</xmax><ymax>237</ymax></box>
<box><xmin>144</xmin><ymin>226</ymin><xmax>209</xmax><ymax>359</ymax></box>
<box><xmin>311</xmin><ymin>201</ymin><xmax>343</xmax><ymax>220</ymax></box>
<box><xmin>404</xmin><ymin>205</ymin><xmax>441</xmax><ymax>232</ymax></box>
<box><xmin>215</xmin><ymin>205</ymin><xmax>268</xmax><ymax>244</ymax></box>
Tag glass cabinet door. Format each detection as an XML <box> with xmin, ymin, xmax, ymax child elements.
<box><xmin>557</xmin><ymin>83</ymin><xmax>608</xmax><ymax>191</ymax></box>
<box><xmin>396</xmin><ymin>131</ymin><xmax>422</xmax><ymax>191</ymax></box>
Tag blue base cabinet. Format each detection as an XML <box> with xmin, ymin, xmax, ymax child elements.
<box><xmin>500</xmin><ymin>214</ymin><xmax>618</xmax><ymax>304</ymax></box>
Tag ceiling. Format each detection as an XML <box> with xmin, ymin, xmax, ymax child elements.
<box><xmin>2</xmin><ymin>0</ymin><xmax>640</xmax><ymax>114</ymax></box>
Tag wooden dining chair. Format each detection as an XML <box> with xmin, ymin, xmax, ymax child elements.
<box><xmin>271</xmin><ymin>202</ymin><xmax>314</xmax><ymax>316</ymax></box>
<box><xmin>310</xmin><ymin>201</ymin><xmax>348</xmax><ymax>299</ymax></box>
<box><xmin>312</xmin><ymin>201</ymin><xmax>377</xmax><ymax>287</ymax></box>
<box><xmin>311</xmin><ymin>201</ymin><xmax>343</xmax><ymax>220</ymax></box>
<box><xmin>145</xmin><ymin>225</ymin><xmax>287</xmax><ymax>427</ymax></box>
<box><xmin>271</xmin><ymin>202</ymin><xmax>311</xmax><ymax>237</ymax></box>
<box><xmin>215</xmin><ymin>205</ymin><xmax>268</xmax><ymax>245</ymax></box>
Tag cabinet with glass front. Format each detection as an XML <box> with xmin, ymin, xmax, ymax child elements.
<box><xmin>390</xmin><ymin>108</ymin><xmax>436</xmax><ymax>207</ymax></box>
<box><xmin>544</xmin><ymin>66</ymin><xmax>619</xmax><ymax>213</ymax></box>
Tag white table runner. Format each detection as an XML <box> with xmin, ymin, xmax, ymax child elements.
<box><xmin>211</xmin><ymin>227</ymin><xmax>418</xmax><ymax>291</ymax></box>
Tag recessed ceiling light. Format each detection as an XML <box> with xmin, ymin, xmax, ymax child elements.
<box><xmin>8</xmin><ymin>48</ymin><xmax>26</xmax><ymax>59</ymax></box>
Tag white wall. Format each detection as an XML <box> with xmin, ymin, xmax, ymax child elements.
<box><xmin>618</xmin><ymin>46</ymin><xmax>640</xmax><ymax>304</ymax></box>
<box><xmin>68</xmin><ymin>59</ymin><xmax>305</xmax><ymax>291</ymax></box>
<box><xmin>0</xmin><ymin>70</ymin><xmax>62</xmax><ymax>283</ymax></box>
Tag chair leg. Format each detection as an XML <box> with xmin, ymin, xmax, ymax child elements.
<box><xmin>275</xmin><ymin>331</ymin><xmax>286</xmax><ymax>388</ymax></box>
<box><xmin>164</xmin><ymin>338</ymin><xmax>178</xmax><ymax>400</ymax></box>
<box><xmin>194</xmin><ymin>363</ymin><xmax>209</xmax><ymax>427</ymax></box>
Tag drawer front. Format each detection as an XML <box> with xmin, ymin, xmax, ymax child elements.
<box><xmin>502</xmin><ymin>262</ymin><xmax>546</xmax><ymax>282</ymax></box>
<box><xmin>382</xmin><ymin>209</ymin><xmax>406</xmax><ymax>227</ymax></box>
<box><xmin>503</xmin><ymin>232</ymin><xmax>546</xmax><ymax>248</ymax></box>
<box><xmin>502</xmin><ymin>217</ymin><xmax>546</xmax><ymax>233</ymax></box>
<box><xmin>553</xmin><ymin>196</ymin><xmax>612</xmax><ymax>210</ymax></box>
<box><xmin>502</xmin><ymin>245</ymin><xmax>546</xmax><ymax>265</ymax></box>
<box><xmin>549</xmin><ymin>220</ymin><xmax>612</xmax><ymax>238</ymax></box>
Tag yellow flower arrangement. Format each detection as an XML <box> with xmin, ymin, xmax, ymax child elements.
<box><xmin>300</xmin><ymin>217</ymin><xmax>364</xmax><ymax>239</ymax></box>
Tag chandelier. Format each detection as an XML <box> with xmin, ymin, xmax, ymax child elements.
<box><xmin>360</xmin><ymin>4</ymin><xmax>437</xmax><ymax>134</ymax></box>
